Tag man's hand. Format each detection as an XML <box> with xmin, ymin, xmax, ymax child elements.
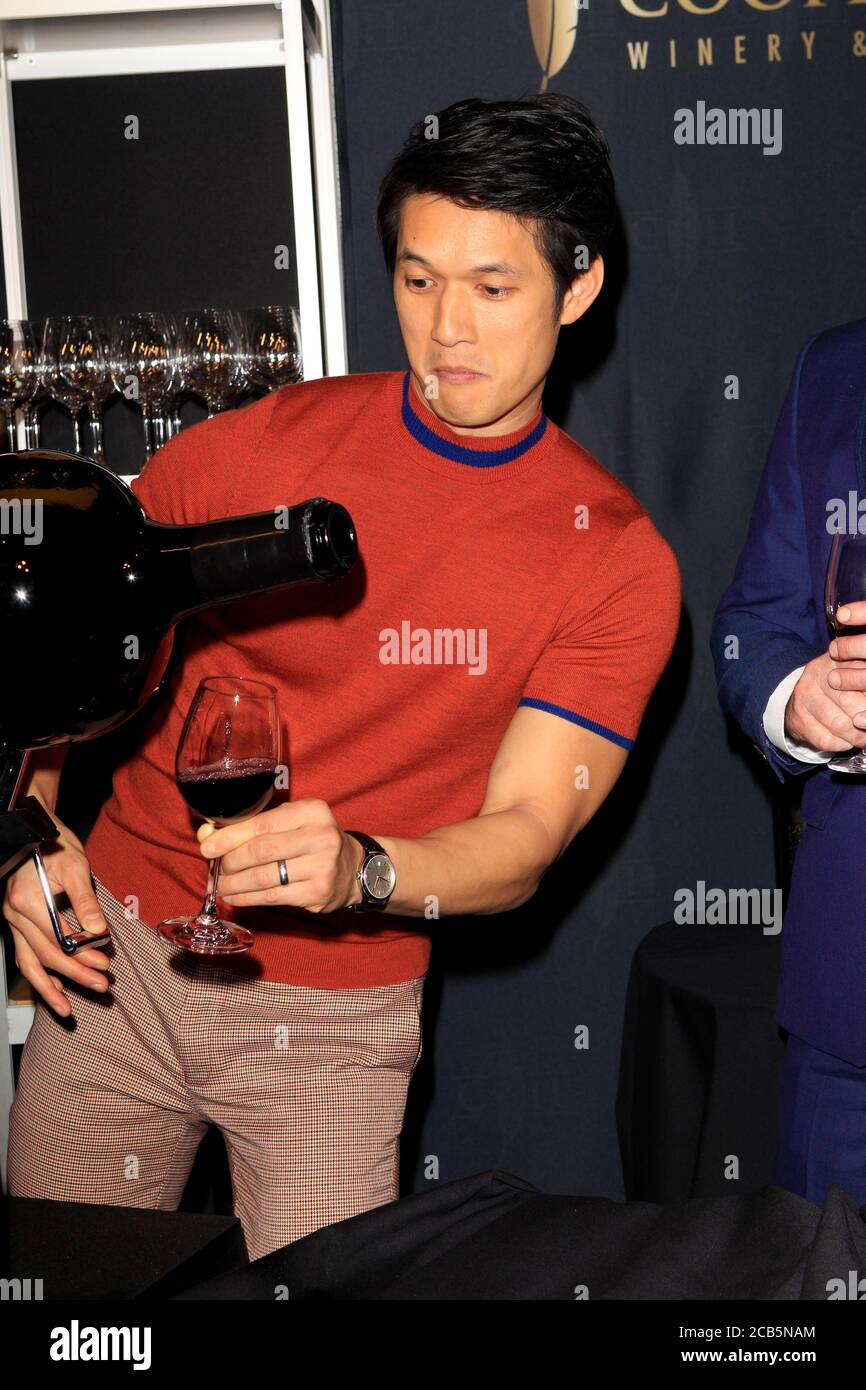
<box><xmin>785</xmin><ymin>600</ymin><xmax>866</xmax><ymax>751</ymax></box>
<box><xmin>197</xmin><ymin>797</ymin><xmax>365</xmax><ymax>913</ymax></box>
<box><xmin>2</xmin><ymin>809</ymin><xmax>112</xmax><ymax>1018</ymax></box>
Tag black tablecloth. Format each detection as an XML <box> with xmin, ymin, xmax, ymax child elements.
<box><xmin>4</xmin><ymin>1170</ymin><xmax>865</xmax><ymax>1299</ymax></box>
<box><xmin>173</xmin><ymin>1169</ymin><xmax>866</xmax><ymax>1301</ymax></box>
<box><xmin>617</xmin><ymin>920</ymin><xmax>784</xmax><ymax>1203</ymax></box>
<box><xmin>0</xmin><ymin>1195</ymin><xmax>246</xmax><ymax>1299</ymax></box>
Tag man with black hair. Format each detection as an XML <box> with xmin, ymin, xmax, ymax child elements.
<box><xmin>5</xmin><ymin>94</ymin><xmax>680</xmax><ymax>1259</ymax></box>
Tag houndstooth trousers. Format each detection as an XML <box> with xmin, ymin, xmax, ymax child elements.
<box><xmin>6</xmin><ymin>874</ymin><xmax>425</xmax><ymax>1262</ymax></box>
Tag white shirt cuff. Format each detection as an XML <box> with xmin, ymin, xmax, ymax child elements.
<box><xmin>762</xmin><ymin>665</ymin><xmax>834</xmax><ymax>763</ymax></box>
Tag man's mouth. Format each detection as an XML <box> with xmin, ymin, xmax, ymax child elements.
<box><xmin>434</xmin><ymin>367</ymin><xmax>483</xmax><ymax>383</ymax></box>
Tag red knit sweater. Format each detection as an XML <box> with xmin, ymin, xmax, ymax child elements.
<box><xmin>84</xmin><ymin>368</ymin><xmax>681</xmax><ymax>986</ymax></box>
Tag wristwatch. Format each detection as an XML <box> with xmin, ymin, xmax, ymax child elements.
<box><xmin>344</xmin><ymin>830</ymin><xmax>397</xmax><ymax>912</ymax></box>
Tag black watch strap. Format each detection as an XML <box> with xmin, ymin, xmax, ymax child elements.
<box><xmin>345</xmin><ymin>830</ymin><xmax>392</xmax><ymax>912</ymax></box>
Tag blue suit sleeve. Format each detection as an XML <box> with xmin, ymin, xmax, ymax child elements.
<box><xmin>710</xmin><ymin>333</ymin><xmax>824</xmax><ymax>784</ymax></box>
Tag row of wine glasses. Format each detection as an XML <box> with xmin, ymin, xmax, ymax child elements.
<box><xmin>0</xmin><ymin>305</ymin><xmax>301</xmax><ymax>463</ymax></box>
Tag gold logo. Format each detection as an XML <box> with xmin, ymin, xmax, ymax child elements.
<box><xmin>528</xmin><ymin>0</ymin><xmax>583</xmax><ymax>92</ymax></box>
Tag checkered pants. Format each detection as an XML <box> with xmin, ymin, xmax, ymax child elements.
<box><xmin>6</xmin><ymin>874</ymin><xmax>425</xmax><ymax>1262</ymax></box>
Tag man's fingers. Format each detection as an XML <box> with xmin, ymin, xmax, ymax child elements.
<box><xmin>5</xmin><ymin>857</ymin><xmax>112</xmax><ymax>969</ymax></box>
<box><xmin>6</xmin><ymin>904</ymin><xmax>112</xmax><ymax>992</ymax></box>
<box><xmin>797</xmin><ymin>697</ymin><xmax>865</xmax><ymax>751</ymax></box>
<box><xmin>829</xmin><ymin>633</ymin><xmax>866</xmax><ymax>661</ymax></box>
<box><xmin>833</xmin><ymin>601</ymin><xmax>866</xmax><ymax>626</ymax></box>
<box><xmin>57</xmin><ymin>860</ymin><xmax>112</xmax><ymax>941</ymax></box>
<box><xmin>827</xmin><ymin>665</ymin><xmax>866</xmax><ymax>690</ymax></box>
<box><xmin>12</xmin><ymin>931</ymin><xmax>72</xmax><ymax>1018</ymax></box>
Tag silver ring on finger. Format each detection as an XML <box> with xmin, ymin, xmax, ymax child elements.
<box><xmin>277</xmin><ymin>859</ymin><xmax>290</xmax><ymax>887</ymax></box>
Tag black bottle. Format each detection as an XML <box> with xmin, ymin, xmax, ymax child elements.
<box><xmin>0</xmin><ymin>450</ymin><xmax>357</xmax><ymax>753</ymax></box>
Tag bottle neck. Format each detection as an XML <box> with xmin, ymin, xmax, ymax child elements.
<box><xmin>143</xmin><ymin>499</ymin><xmax>355</xmax><ymax>623</ymax></box>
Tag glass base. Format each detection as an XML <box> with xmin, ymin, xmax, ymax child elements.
<box><xmin>827</xmin><ymin>750</ymin><xmax>866</xmax><ymax>773</ymax></box>
<box><xmin>158</xmin><ymin>915</ymin><xmax>253</xmax><ymax>955</ymax></box>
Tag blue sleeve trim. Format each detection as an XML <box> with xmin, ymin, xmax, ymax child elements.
<box><xmin>518</xmin><ymin>697</ymin><xmax>634</xmax><ymax>750</ymax></box>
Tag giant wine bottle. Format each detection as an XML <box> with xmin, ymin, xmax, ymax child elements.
<box><xmin>0</xmin><ymin>450</ymin><xmax>357</xmax><ymax>756</ymax></box>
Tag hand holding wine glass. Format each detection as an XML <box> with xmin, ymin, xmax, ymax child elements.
<box><xmin>159</xmin><ymin>675</ymin><xmax>281</xmax><ymax>954</ymax></box>
<box><xmin>795</xmin><ymin>531</ymin><xmax>866</xmax><ymax>771</ymax></box>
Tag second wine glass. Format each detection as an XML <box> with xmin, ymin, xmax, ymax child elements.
<box><xmin>825</xmin><ymin>529</ymin><xmax>866</xmax><ymax>772</ymax></box>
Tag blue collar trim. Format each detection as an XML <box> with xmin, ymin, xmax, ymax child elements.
<box><xmin>401</xmin><ymin>371</ymin><xmax>547</xmax><ymax>466</ymax></box>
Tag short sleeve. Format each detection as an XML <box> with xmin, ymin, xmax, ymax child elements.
<box><xmin>518</xmin><ymin>514</ymin><xmax>681</xmax><ymax>750</ymax></box>
<box><xmin>129</xmin><ymin>393</ymin><xmax>279</xmax><ymax>526</ymax></box>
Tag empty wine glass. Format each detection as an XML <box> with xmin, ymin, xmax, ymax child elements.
<box><xmin>84</xmin><ymin>320</ymin><xmax>115</xmax><ymax>464</ymax></box>
<box><xmin>0</xmin><ymin>319</ymin><xmax>37</xmax><ymax>450</ymax></box>
<box><xmin>159</xmin><ymin>675</ymin><xmax>281</xmax><ymax>954</ymax></box>
<box><xmin>229</xmin><ymin>310</ymin><xmax>253</xmax><ymax>404</ymax></box>
<box><xmin>21</xmin><ymin>319</ymin><xmax>46</xmax><ymax>449</ymax></box>
<box><xmin>245</xmin><ymin>305</ymin><xmax>302</xmax><ymax>392</ymax></box>
<box><xmin>110</xmin><ymin>312</ymin><xmax>174</xmax><ymax>459</ymax></box>
<box><xmin>164</xmin><ymin>312</ymin><xmax>188</xmax><ymax>439</ymax></box>
<box><xmin>181</xmin><ymin>309</ymin><xmax>239</xmax><ymax>417</ymax></box>
<box><xmin>41</xmin><ymin>315</ymin><xmax>105</xmax><ymax>454</ymax></box>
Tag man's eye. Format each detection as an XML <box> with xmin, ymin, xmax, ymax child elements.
<box><xmin>404</xmin><ymin>277</ymin><xmax>430</xmax><ymax>290</ymax></box>
<box><xmin>481</xmin><ymin>286</ymin><xmax>510</xmax><ymax>299</ymax></box>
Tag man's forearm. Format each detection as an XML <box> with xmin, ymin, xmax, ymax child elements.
<box><xmin>20</xmin><ymin>745</ymin><xmax>69</xmax><ymax>813</ymax></box>
<box><xmin>373</xmin><ymin>805</ymin><xmax>554</xmax><ymax>918</ymax></box>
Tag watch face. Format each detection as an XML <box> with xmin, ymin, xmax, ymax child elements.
<box><xmin>363</xmin><ymin>853</ymin><xmax>396</xmax><ymax>900</ymax></box>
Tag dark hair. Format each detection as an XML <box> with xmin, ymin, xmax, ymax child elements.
<box><xmin>376</xmin><ymin>93</ymin><xmax>616</xmax><ymax>319</ymax></box>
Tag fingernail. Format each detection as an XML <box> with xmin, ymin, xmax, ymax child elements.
<box><xmin>829</xmin><ymin>672</ymin><xmax>841</xmax><ymax>686</ymax></box>
<box><xmin>839</xmin><ymin>606</ymin><xmax>851</xmax><ymax>621</ymax></box>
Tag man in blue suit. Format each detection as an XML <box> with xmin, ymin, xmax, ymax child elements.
<box><xmin>711</xmin><ymin>318</ymin><xmax>866</xmax><ymax>1207</ymax></box>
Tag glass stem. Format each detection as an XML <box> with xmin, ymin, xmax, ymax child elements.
<box><xmin>154</xmin><ymin>406</ymin><xmax>168</xmax><ymax>450</ymax></box>
<box><xmin>71</xmin><ymin>409</ymin><xmax>82</xmax><ymax>455</ymax></box>
<box><xmin>142</xmin><ymin>406</ymin><xmax>155</xmax><ymax>459</ymax></box>
<box><xmin>197</xmin><ymin>854</ymin><xmax>223</xmax><ymax>925</ymax></box>
<box><xmin>88</xmin><ymin>404</ymin><xmax>104</xmax><ymax>460</ymax></box>
<box><xmin>24</xmin><ymin>403</ymin><xmax>40</xmax><ymax>449</ymax></box>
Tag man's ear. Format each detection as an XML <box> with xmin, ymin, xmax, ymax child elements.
<box><xmin>559</xmin><ymin>255</ymin><xmax>605</xmax><ymax>327</ymax></box>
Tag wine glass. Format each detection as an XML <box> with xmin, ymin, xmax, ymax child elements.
<box><xmin>84</xmin><ymin>320</ymin><xmax>115</xmax><ymax>464</ymax></box>
<box><xmin>181</xmin><ymin>308</ymin><xmax>239</xmax><ymax>417</ymax></box>
<box><xmin>21</xmin><ymin>319</ymin><xmax>47</xmax><ymax>449</ymax></box>
<box><xmin>0</xmin><ymin>318</ymin><xmax>36</xmax><ymax>449</ymax></box>
<box><xmin>164</xmin><ymin>312</ymin><xmax>188</xmax><ymax>439</ymax></box>
<box><xmin>41</xmin><ymin>315</ymin><xmax>105</xmax><ymax>455</ymax></box>
<box><xmin>824</xmin><ymin>530</ymin><xmax>866</xmax><ymax>772</ymax></box>
<box><xmin>110</xmin><ymin>312</ymin><xmax>174</xmax><ymax>459</ymax></box>
<box><xmin>158</xmin><ymin>676</ymin><xmax>281</xmax><ymax>954</ymax></box>
<box><xmin>245</xmin><ymin>305</ymin><xmax>302</xmax><ymax>391</ymax></box>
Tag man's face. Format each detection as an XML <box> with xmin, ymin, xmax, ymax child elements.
<box><xmin>393</xmin><ymin>193</ymin><xmax>602</xmax><ymax>436</ymax></box>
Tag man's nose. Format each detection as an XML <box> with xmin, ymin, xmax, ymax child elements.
<box><xmin>430</xmin><ymin>286</ymin><xmax>477</xmax><ymax>344</ymax></box>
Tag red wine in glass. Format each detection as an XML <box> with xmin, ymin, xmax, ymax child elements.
<box><xmin>824</xmin><ymin>531</ymin><xmax>866</xmax><ymax>772</ymax></box>
<box><xmin>178</xmin><ymin>759</ymin><xmax>277</xmax><ymax>823</ymax></box>
<box><xmin>158</xmin><ymin>675</ymin><xmax>281</xmax><ymax>953</ymax></box>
